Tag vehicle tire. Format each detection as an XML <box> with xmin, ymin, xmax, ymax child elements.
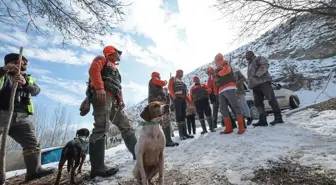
<box><xmin>289</xmin><ymin>96</ymin><xmax>300</xmax><ymax>109</ymax></box>
<box><xmin>247</xmin><ymin>101</ymin><xmax>259</xmax><ymax>120</ymax></box>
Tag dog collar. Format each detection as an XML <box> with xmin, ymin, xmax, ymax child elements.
<box><xmin>139</xmin><ymin>121</ymin><xmax>157</xmax><ymax>126</ymax></box>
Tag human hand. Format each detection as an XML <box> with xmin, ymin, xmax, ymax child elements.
<box><xmin>3</xmin><ymin>63</ymin><xmax>19</xmax><ymax>74</ymax></box>
<box><xmin>14</xmin><ymin>74</ymin><xmax>26</xmax><ymax>85</ymax></box>
<box><xmin>118</xmin><ymin>101</ymin><xmax>125</xmax><ymax>109</ymax></box>
<box><xmin>96</xmin><ymin>89</ymin><xmax>106</xmax><ymax>102</ymax></box>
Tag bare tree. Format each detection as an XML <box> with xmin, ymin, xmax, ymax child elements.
<box><xmin>215</xmin><ymin>0</ymin><xmax>336</xmax><ymax>39</ymax></box>
<box><xmin>49</xmin><ymin>104</ymin><xmax>68</xmax><ymax>146</ymax></box>
<box><xmin>0</xmin><ymin>0</ymin><xmax>129</xmax><ymax>45</ymax></box>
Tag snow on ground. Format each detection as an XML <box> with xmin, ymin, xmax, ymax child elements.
<box><xmin>91</xmin><ymin>110</ymin><xmax>336</xmax><ymax>185</ymax></box>
<box><xmin>8</xmin><ymin>110</ymin><xmax>335</xmax><ymax>185</ymax></box>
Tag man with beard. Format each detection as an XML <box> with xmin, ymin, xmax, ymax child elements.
<box><xmin>0</xmin><ymin>53</ymin><xmax>55</xmax><ymax>182</ymax></box>
<box><xmin>246</xmin><ymin>51</ymin><xmax>284</xmax><ymax>126</ymax></box>
<box><xmin>86</xmin><ymin>45</ymin><xmax>137</xmax><ymax>179</ymax></box>
<box><xmin>168</xmin><ymin>69</ymin><xmax>194</xmax><ymax>140</ymax></box>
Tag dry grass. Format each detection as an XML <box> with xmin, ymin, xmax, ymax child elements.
<box><xmin>307</xmin><ymin>98</ymin><xmax>336</xmax><ymax>112</ymax></box>
<box><xmin>251</xmin><ymin>159</ymin><xmax>336</xmax><ymax>185</ymax></box>
<box><xmin>119</xmin><ymin>167</ymin><xmax>233</xmax><ymax>185</ymax></box>
<box><xmin>6</xmin><ymin>168</ymin><xmax>90</xmax><ymax>185</ymax></box>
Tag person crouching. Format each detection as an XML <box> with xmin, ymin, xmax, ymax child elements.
<box><xmin>214</xmin><ymin>53</ymin><xmax>245</xmax><ymax>134</ymax></box>
<box><xmin>189</xmin><ymin>76</ymin><xmax>215</xmax><ymax>134</ymax></box>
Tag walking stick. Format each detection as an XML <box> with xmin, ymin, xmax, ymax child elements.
<box><xmin>0</xmin><ymin>47</ymin><xmax>23</xmax><ymax>185</ymax></box>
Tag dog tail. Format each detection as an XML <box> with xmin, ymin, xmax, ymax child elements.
<box><xmin>67</xmin><ymin>158</ymin><xmax>73</xmax><ymax>172</ymax></box>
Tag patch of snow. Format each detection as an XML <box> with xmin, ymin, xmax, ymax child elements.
<box><xmin>8</xmin><ymin>112</ymin><xmax>335</xmax><ymax>185</ymax></box>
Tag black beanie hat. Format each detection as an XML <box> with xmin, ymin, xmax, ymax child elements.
<box><xmin>4</xmin><ymin>53</ymin><xmax>28</xmax><ymax>65</ymax></box>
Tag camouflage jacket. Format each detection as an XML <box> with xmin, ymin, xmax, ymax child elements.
<box><xmin>247</xmin><ymin>56</ymin><xmax>272</xmax><ymax>89</ymax></box>
<box><xmin>232</xmin><ymin>67</ymin><xmax>246</xmax><ymax>95</ymax></box>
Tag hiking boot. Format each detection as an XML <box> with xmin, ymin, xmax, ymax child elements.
<box><xmin>270</xmin><ymin>117</ymin><xmax>284</xmax><ymax>126</ymax></box>
<box><xmin>163</xmin><ymin>126</ymin><xmax>178</xmax><ymax>147</ymax></box>
<box><xmin>230</xmin><ymin>115</ymin><xmax>237</xmax><ymax>129</ymax></box>
<box><xmin>220</xmin><ymin>117</ymin><xmax>233</xmax><ymax>134</ymax></box>
<box><xmin>123</xmin><ymin>134</ymin><xmax>137</xmax><ymax>160</ymax></box>
<box><xmin>89</xmin><ymin>138</ymin><xmax>119</xmax><ymax>179</ymax></box>
<box><xmin>200</xmin><ymin>119</ymin><xmax>208</xmax><ymax>134</ymax></box>
<box><xmin>23</xmin><ymin>147</ymin><xmax>55</xmax><ymax>182</ymax></box>
<box><xmin>252</xmin><ymin>114</ymin><xmax>268</xmax><ymax>127</ymax></box>
<box><xmin>213</xmin><ymin>119</ymin><xmax>218</xmax><ymax>129</ymax></box>
<box><xmin>246</xmin><ymin>117</ymin><xmax>253</xmax><ymax>126</ymax></box>
<box><xmin>182</xmin><ymin>121</ymin><xmax>194</xmax><ymax>139</ymax></box>
<box><xmin>207</xmin><ymin>117</ymin><xmax>215</xmax><ymax>132</ymax></box>
<box><xmin>177</xmin><ymin>122</ymin><xmax>187</xmax><ymax>140</ymax></box>
<box><xmin>236</xmin><ymin>115</ymin><xmax>246</xmax><ymax>134</ymax></box>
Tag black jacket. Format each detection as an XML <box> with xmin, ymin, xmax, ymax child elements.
<box><xmin>0</xmin><ymin>67</ymin><xmax>40</xmax><ymax>113</ymax></box>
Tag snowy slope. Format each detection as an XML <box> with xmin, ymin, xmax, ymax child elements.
<box><xmin>127</xmin><ymin>14</ymin><xmax>336</xmax><ymax>124</ymax></box>
<box><xmin>7</xmin><ymin>110</ymin><xmax>336</xmax><ymax>185</ymax></box>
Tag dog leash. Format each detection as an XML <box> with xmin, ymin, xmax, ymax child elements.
<box><xmin>89</xmin><ymin>106</ymin><xmax>121</xmax><ymax>144</ymax></box>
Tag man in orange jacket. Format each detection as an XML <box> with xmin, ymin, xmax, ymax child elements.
<box><xmin>168</xmin><ymin>69</ymin><xmax>194</xmax><ymax>140</ymax></box>
<box><xmin>190</xmin><ymin>76</ymin><xmax>215</xmax><ymax>134</ymax></box>
<box><xmin>148</xmin><ymin>72</ymin><xmax>179</xmax><ymax>147</ymax></box>
<box><xmin>214</xmin><ymin>53</ymin><xmax>245</xmax><ymax>134</ymax></box>
<box><xmin>87</xmin><ymin>45</ymin><xmax>137</xmax><ymax>178</ymax></box>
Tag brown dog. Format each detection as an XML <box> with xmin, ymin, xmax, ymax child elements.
<box><xmin>133</xmin><ymin>101</ymin><xmax>168</xmax><ymax>185</ymax></box>
<box><xmin>54</xmin><ymin>128</ymin><xmax>90</xmax><ymax>185</ymax></box>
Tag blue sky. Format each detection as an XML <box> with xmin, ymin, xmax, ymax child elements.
<box><xmin>0</xmin><ymin>0</ymin><xmax>250</xmax><ymax>129</ymax></box>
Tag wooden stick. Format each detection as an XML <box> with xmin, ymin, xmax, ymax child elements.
<box><xmin>0</xmin><ymin>47</ymin><xmax>23</xmax><ymax>185</ymax></box>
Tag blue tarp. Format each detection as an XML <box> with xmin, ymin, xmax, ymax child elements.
<box><xmin>41</xmin><ymin>147</ymin><xmax>63</xmax><ymax>165</ymax></box>
<box><xmin>8</xmin><ymin>146</ymin><xmax>64</xmax><ymax>165</ymax></box>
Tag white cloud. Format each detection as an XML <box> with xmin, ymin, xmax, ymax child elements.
<box><xmin>118</xmin><ymin>0</ymin><xmax>253</xmax><ymax>73</ymax></box>
<box><xmin>28</xmin><ymin>67</ymin><xmax>52</xmax><ymax>76</ymax></box>
<box><xmin>37</xmin><ymin>75</ymin><xmax>87</xmax><ymax>96</ymax></box>
<box><xmin>122</xmin><ymin>81</ymin><xmax>148</xmax><ymax>103</ymax></box>
<box><xmin>41</xmin><ymin>89</ymin><xmax>83</xmax><ymax>106</ymax></box>
<box><xmin>1</xmin><ymin>44</ymin><xmax>96</xmax><ymax>65</ymax></box>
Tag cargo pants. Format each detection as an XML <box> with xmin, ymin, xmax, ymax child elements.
<box><xmin>0</xmin><ymin>110</ymin><xmax>40</xmax><ymax>153</ymax></box>
<box><xmin>90</xmin><ymin>94</ymin><xmax>136</xmax><ymax>142</ymax></box>
<box><xmin>219</xmin><ymin>89</ymin><xmax>242</xmax><ymax>117</ymax></box>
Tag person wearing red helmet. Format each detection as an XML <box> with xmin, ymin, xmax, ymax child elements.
<box><xmin>85</xmin><ymin>45</ymin><xmax>137</xmax><ymax>178</ymax></box>
<box><xmin>214</xmin><ymin>53</ymin><xmax>246</xmax><ymax>135</ymax></box>
<box><xmin>189</xmin><ymin>76</ymin><xmax>215</xmax><ymax>134</ymax></box>
<box><xmin>148</xmin><ymin>72</ymin><xmax>179</xmax><ymax>147</ymax></box>
<box><xmin>168</xmin><ymin>69</ymin><xmax>194</xmax><ymax>140</ymax></box>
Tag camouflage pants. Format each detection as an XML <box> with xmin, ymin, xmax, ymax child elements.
<box><xmin>0</xmin><ymin>110</ymin><xmax>39</xmax><ymax>151</ymax></box>
<box><xmin>90</xmin><ymin>94</ymin><xmax>135</xmax><ymax>142</ymax></box>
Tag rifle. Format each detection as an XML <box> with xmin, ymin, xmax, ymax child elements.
<box><xmin>0</xmin><ymin>47</ymin><xmax>23</xmax><ymax>184</ymax></box>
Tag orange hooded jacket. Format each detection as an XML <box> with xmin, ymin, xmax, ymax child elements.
<box><xmin>151</xmin><ymin>72</ymin><xmax>167</xmax><ymax>87</ymax></box>
<box><xmin>189</xmin><ymin>83</ymin><xmax>211</xmax><ymax>102</ymax></box>
<box><xmin>89</xmin><ymin>46</ymin><xmax>123</xmax><ymax>101</ymax></box>
<box><xmin>215</xmin><ymin>53</ymin><xmax>236</xmax><ymax>93</ymax></box>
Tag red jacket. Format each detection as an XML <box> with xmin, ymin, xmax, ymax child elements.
<box><xmin>207</xmin><ymin>75</ymin><xmax>218</xmax><ymax>95</ymax></box>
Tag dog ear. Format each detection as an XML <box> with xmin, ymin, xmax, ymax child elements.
<box><xmin>140</xmin><ymin>105</ymin><xmax>151</xmax><ymax>122</ymax></box>
<box><xmin>76</xmin><ymin>129</ymin><xmax>80</xmax><ymax>137</ymax></box>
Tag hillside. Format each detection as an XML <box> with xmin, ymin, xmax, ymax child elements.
<box><xmin>127</xmin><ymin>14</ymin><xmax>336</xmax><ymax>125</ymax></box>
